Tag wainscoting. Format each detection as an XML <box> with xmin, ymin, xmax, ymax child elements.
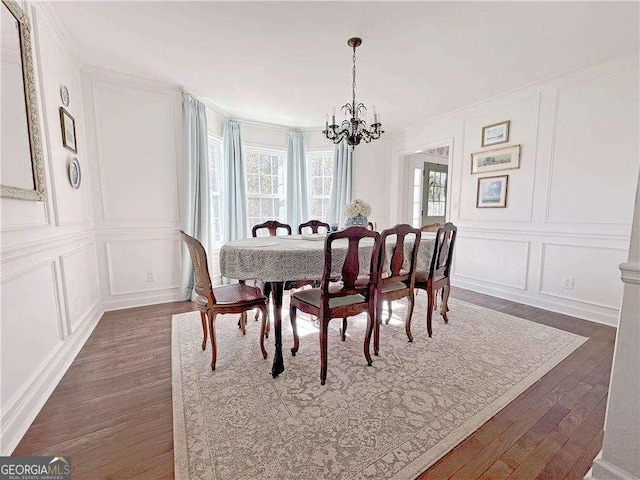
<box><xmin>81</xmin><ymin>68</ymin><xmax>186</xmax><ymax>310</ymax></box>
<box><xmin>0</xmin><ymin>3</ymin><xmax>102</xmax><ymax>456</ymax></box>
<box><xmin>394</xmin><ymin>52</ymin><xmax>638</xmax><ymax>326</ymax></box>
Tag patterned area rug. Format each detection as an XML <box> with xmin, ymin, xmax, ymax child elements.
<box><xmin>172</xmin><ymin>295</ymin><xmax>586</xmax><ymax>480</ymax></box>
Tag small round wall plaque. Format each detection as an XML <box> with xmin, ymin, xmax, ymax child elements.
<box><xmin>68</xmin><ymin>157</ymin><xmax>81</xmax><ymax>189</ymax></box>
<box><xmin>60</xmin><ymin>85</ymin><xmax>70</xmax><ymax>107</ymax></box>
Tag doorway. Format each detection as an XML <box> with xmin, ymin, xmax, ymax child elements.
<box><xmin>407</xmin><ymin>146</ymin><xmax>450</xmax><ymax>228</ymax></box>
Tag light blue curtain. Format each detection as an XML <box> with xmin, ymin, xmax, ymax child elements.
<box><xmin>327</xmin><ymin>140</ymin><xmax>354</xmax><ymax>227</ymax></box>
<box><xmin>179</xmin><ymin>92</ymin><xmax>210</xmax><ymax>300</ymax></box>
<box><xmin>286</xmin><ymin>131</ymin><xmax>309</xmax><ymax>228</ymax></box>
<box><xmin>222</xmin><ymin>119</ymin><xmax>248</xmax><ymax>243</ymax></box>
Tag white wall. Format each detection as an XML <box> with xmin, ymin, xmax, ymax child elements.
<box><xmin>0</xmin><ymin>3</ymin><xmax>102</xmax><ymax>454</ymax></box>
<box><xmin>353</xmin><ymin>137</ymin><xmax>394</xmax><ymax>230</ymax></box>
<box><xmin>80</xmin><ymin>68</ymin><xmax>185</xmax><ymax>311</ymax></box>
<box><xmin>391</xmin><ymin>52</ymin><xmax>639</xmax><ymax>325</ymax></box>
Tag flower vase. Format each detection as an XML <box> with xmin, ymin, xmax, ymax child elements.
<box><xmin>345</xmin><ymin>215</ymin><xmax>368</xmax><ymax>228</ymax></box>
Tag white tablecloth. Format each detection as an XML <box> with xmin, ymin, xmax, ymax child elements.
<box><xmin>219</xmin><ymin>233</ymin><xmax>436</xmax><ymax>282</ymax></box>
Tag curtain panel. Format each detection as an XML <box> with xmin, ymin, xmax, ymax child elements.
<box><xmin>179</xmin><ymin>92</ymin><xmax>210</xmax><ymax>300</ymax></box>
<box><xmin>222</xmin><ymin>119</ymin><xmax>248</xmax><ymax>243</ymax></box>
<box><xmin>286</xmin><ymin>131</ymin><xmax>310</xmax><ymax>229</ymax></box>
<box><xmin>327</xmin><ymin>140</ymin><xmax>354</xmax><ymax>227</ymax></box>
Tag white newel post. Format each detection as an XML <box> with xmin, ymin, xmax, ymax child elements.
<box><xmin>589</xmin><ymin>173</ymin><xmax>640</xmax><ymax>480</ymax></box>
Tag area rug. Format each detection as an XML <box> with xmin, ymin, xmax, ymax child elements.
<box><xmin>172</xmin><ymin>295</ymin><xmax>587</xmax><ymax>480</ymax></box>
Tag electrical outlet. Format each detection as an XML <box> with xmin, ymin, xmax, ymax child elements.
<box><xmin>147</xmin><ymin>270</ymin><xmax>156</xmax><ymax>283</ymax></box>
<box><xmin>73</xmin><ymin>294</ymin><xmax>80</xmax><ymax>312</ymax></box>
<box><xmin>561</xmin><ymin>276</ymin><xmax>574</xmax><ymax>290</ymax></box>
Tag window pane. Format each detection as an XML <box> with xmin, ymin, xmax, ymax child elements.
<box><xmin>259</xmin><ymin>156</ymin><xmax>271</xmax><ymax>175</ymax></box>
<box><xmin>276</xmin><ymin>174</ymin><xmax>285</xmax><ymax>196</ymax></box>
<box><xmin>312</xmin><ymin>178</ymin><xmax>323</xmax><ymax>195</ymax></box>
<box><xmin>246</xmin><ymin>157</ymin><xmax>258</xmax><ymax>175</ymax></box>
<box><xmin>247</xmin><ymin>174</ymin><xmax>259</xmax><ymax>194</ymax></box>
<box><xmin>323</xmin><ymin>177</ymin><xmax>332</xmax><ymax>194</ymax></box>
<box><xmin>260</xmin><ymin>175</ymin><xmax>273</xmax><ymax>195</ymax></box>
<box><xmin>261</xmin><ymin>198</ymin><xmax>274</xmax><ymax>217</ymax></box>
<box><xmin>323</xmin><ymin>159</ymin><xmax>333</xmax><ymax>176</ymax></box>
<box><xmin>248</xmin><ymin>198</ymin><xmax>260</xmax><ymax>217</ymax></box>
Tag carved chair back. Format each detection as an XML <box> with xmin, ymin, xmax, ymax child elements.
<box><xmin>252</xmin><ymin>220</ymin><xmax>292</xmax><ymax>237</ymax></box>
<box><xmin>421</xmin><ymin>222</ymin><xmax>444</xmax><ymax>233</ymax></box>
<box><xmin>377</xmin><ymin>224</ymin><xmax>422</xmax><ymax>288</ymax></box>
<box><xmin>179</xmin><ymin>230</ymin><xmax>216</xmax><ymax>303</ymax></box>
<box><xmin>427</xmin><ymin>223</ymin><xmax>457</xmax><ymax>281</ymax></box>
<box><xmin>321</xmin><ymin>226</ymin><xmax>381</xmax><ymax>307</ymax></box>
<box><xmin>298</xmin><ymin>220</ymin><xmax>330</xmax><ymax>234</ymax></box>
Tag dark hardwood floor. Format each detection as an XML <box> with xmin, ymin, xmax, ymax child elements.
<box><xmin>14</xmin><ymin>287</ymin><xmax>616</xmax><ymax>479</ymax></box>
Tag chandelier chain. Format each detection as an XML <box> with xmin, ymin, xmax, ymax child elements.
<box><xmin>352</xmin><ymin>43</ymin><xmax>357</xmax><ymax>114</ymax></box>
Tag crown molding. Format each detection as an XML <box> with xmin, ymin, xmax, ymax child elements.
<box><xmin>31</xmin><ymin>0</ymin><xmax>83</xmax><ymax>69</ymax></box>
<box><xmin>80</xmin><ymin>63</ymin><xmax>183</xmax><ymax>93</ymax></box>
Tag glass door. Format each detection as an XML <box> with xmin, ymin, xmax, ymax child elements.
<box><xmin>422</xmin><ymin>162</ymin><xmax>448</xmax><ymax>225</ymax></box>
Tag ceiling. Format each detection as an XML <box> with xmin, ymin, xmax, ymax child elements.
<box><xmin>53</xmin><ymin>1</ymin><xmax>639</xmax><ymax>130</ymax></box>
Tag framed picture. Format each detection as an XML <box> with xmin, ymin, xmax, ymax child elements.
<box><xmin>471</xmin><ymin>144</ymin><xmax>520</xmax><ymax>174</ymax></box>
<box><xmin>476</xmin><ymin>175</ymin><xmax>508</xmax><ymax>208</ymax></box>
<box><xmin>59</xmin><ymin>107</ymin><xmax>77</xmax><ymax>153</ymax></box>
<box><xmin>481</xmin><ymin>120</ymin><xmax>510</xmax><ymax>147</ymax></box>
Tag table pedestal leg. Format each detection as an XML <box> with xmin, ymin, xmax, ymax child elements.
<box><xmin>270</xmin><ymin>281</ymin><xmax>285</xmax><ymax>378</ymax></box>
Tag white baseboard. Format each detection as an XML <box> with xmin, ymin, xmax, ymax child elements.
<box><xmin>102</xmin><ymin>290</ymin><xmax>180</xmax><ymax>312</ymax></box>
<box><xmin>0</xmin><ymin>301</ymin><xmax>104</xmax><ymax>455</ymax></box>
<box><xmin>591</xmin><ymin>451</ymin><xmax>636</xmax><ymax>479</ymax></box>
<box><xmin>452</xmin><ymin>276</ymin><xmax>619</xmax><ymax>327</ymax></box>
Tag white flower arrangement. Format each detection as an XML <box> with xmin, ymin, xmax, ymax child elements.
<box><xmin>343</xmin><ymin>198</ymin><xmax>372</xmax><ymax>218</ymax></box>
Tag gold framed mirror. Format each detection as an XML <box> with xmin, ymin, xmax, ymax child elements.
<box><xmin>1</xmin><ymin>0</ymin><xmax>46</xmax><ymax>201</ymax></box>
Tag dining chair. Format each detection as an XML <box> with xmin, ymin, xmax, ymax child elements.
<box><xmin>414</xmin><ymin>222</ymin><xmax>457</xmax><ymax>337</ymax></box>
<box><xmin>179</xmin><ymin>231</ymin><xmax>269</xmax><ymax>370</ymax></box>
<box><xmin>246</xmin><ymin>220</ymin><xmax>293</xmax><ymax>322</ymax></box>
<box><xmin>373</xmin><ymin>224</ymin><xmax>421</xmax><ymax>352</ymax></box>
<box><xmin>368</xmin><ymin>221</ymin><xmax>375</xmax><ymax>230</ymax></box>
<box><xmin>420</xmin><ymin>222</ymin><xmax>445</xmax><ymax>310</ymax></box>
<box><xmin>289</xmin><ymin>226</ymin><xmax>381</xmax><ymax>385</ymax></box>
<box><xmin>252</xmin><ymin>220</ymin><xmax>292</xmax><ymax>237</ymax></box>
<box><xmin>298</xmin><ymin>219</ymin><xmax>330</xmax><ymax>234</ymax></box>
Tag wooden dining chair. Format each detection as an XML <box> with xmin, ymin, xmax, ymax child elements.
<box><xmin>252</xmin><ymin>220</ymin><xmax>292</xmax><ymax>237</ymax></box>
<box><xmin>289</xmin><ymin>226</ymin><xmax>381</xmax><ymax>385</ymax></box>
<box><xmin>245</xmin><ymin>220</ymin><xmax>293</xmax><ymax>322</ymax></box>
<box><xmin>298</xmin><ymin>220</ymin><xmax>330</xmax><ymax>234</ymax></box>
<box><xmin>420</xmin><ymin>222</ymin><xmax>445</xmax><ymax>310</ymax></box>
<box><xmin>179</xmin><ymin>231</ymin><xmax>269</xmax><ymax>370</ymax></box>
<box><xmin>368</xmin><ymin>221</ymin><xmax>375</xmax><ymax>230</ymax></box>
<box><xmin>414</xmin><ymin>222</ymin><xmax>457</xmax><ymax>337</ymax></box>
<box><xmin>373</xmin><ymin>225</ymin><xmax>421</xmax><ymax>352</ymax></box>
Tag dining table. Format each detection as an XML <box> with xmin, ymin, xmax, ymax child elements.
<box><xmin>219</xmin><ymin>232</ymin><xmax>436</xmax><ymax>378</ymax></box>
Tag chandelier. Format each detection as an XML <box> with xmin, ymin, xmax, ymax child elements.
<box><xmin>323</xmin><ymin>37</ymin><xmax>384</xmax><ymax>148</ymax></box>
